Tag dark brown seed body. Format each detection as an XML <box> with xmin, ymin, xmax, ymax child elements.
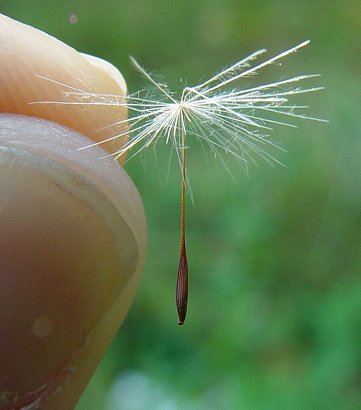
<box><xmin>176</xmin><ymin>243</ymin><xmax>188</xmax><ymax>325</ymax></box>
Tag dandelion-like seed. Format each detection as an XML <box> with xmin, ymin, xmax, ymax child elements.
<box><xmin>36</xmin><ymin>40</ymin><xmax>326</xmax><ymax>325</ymax></box>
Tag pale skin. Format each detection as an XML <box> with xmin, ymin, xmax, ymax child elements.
<box><xmin>0</xmin><ymin>14</ymin><xmax>146</xmax><ymax>410</ymax></box>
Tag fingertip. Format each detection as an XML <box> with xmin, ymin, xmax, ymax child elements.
<box><xmin>0</xmin><ymin>13</ymin><xmax>128</xmax><ymax>160</ymax></box>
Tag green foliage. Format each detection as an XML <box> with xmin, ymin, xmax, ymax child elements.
<box><xmin>2</xmin><ymin>1</ymin><xmax>360</xmax><ymax>408</ymax></box>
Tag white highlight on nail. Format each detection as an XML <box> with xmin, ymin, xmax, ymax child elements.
<box><xmin>32</xmin><ymin>316</ymin><xmax>53</xmax><ymax>338</ymax></box>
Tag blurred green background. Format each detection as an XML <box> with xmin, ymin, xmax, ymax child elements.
<box><xmin>1</xmin><ymin>1</ymin><xmax>360</xmax><ymax>409</ymax></box>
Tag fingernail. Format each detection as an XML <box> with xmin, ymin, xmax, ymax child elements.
<box><xmin>80</xmin><ymin>53</ymin><xmax>127</xmax><ymax>95</ymax></box>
